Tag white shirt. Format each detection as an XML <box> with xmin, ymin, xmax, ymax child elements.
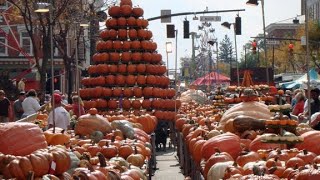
<box><xmin>22</xmin><ymin>97</ymin><xmax>41</xmax><ymax>116</ymax></box>
<box><xmin>48</xmin><ymin>106</ymin><xmax>70</xmax><ymax>130</ymax></box>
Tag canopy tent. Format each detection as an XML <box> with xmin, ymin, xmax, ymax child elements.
<box><xmin>190</xmin><ymin>71</ymin><xmax>230</xmax><ymax>86</ymax></box>
<box><xmin>280</xmin><ymin>68</ymin><xmax>320</xmax><ymax>89</ymax></box>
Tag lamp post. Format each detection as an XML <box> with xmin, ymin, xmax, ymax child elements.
<box><xmin>246</xmin><ymin>0</ymin><xmax>269</xmax><ymax>85</ymax></box>
<box><xmin>165</xmin><ymin>42</ymin><xmax>173</xmax><ymax>77</ymax></box>
<box><xmin>208</xmin><ymin>39</ymin><xmax>219</xmax><ymax>88</ymax></box>
<box><xmin>221</xmin><ymin>21</ymin><xmax>240</xmax><ymax>86</ymax></box>
<box><xmin>35</xmin><ymin>1</ymin><xmax>55</xmax><ymax>132</ymax></box>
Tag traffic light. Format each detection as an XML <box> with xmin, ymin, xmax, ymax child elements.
<box><xmin>235</xmin><ymin>16</ymin><xmax>241</xmax><ymax>35</ymax></box>
<box><xmin>183</xmin><ymin>20</ymin><xmax>190</xmax><ymax>39</ymax></box>
<box><xmin>252</xmin><ymin>40</ymin><xmax>257</xmax><ymax>54</ymax></box>
<box><xmin>166</xmin><ymin>24</ymin><xmax>175</xmax><ymax>38</ymax></box>
<box><xmin>289</xmin><ymin>43</ymin><xmax>294</xmax><ymax>56</ymax></box>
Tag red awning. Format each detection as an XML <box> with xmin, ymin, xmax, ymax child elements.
<box><xmin>190</xmin><ymin>71</ymin><xmax>230</xmax><ymax>86</ymax></box>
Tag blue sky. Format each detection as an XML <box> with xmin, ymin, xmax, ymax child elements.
<box><xmin>130</xmin><ymin>0</ymin><xmax>301</xmax><ymax>70</ymax></box>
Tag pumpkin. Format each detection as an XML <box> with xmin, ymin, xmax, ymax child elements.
<box><xmin>136</xmin><ymin>75</ymin><xmax>146</xmax><ymax>85</ymax></box>
<box><xmin>137</xmin><ymin>29</ymin><xmax>147</xmax><ymax>39</ymax></box>
<box><xmin>285</xmin><ymin>157</ymin><xmax>305</xmax><ymax>168</ymax></box>
<box><xmin>136</xmin><ymin>64</ymin><xmax>146</xmax><ymax>73</ymax></box>
<box><xmin>123</xmin><ymin>88</ymin><xmax>133</xmax><ymax>97</ymax></box>
<box><xmin>106</xmin><ymin>18</ymin><xmax>117</xmax><ymax>28</ymax></box>
<box><xmin>108</xmin><ymin>100</ymin><xmax>118</xmax><ymax>109</ymax></box>
<box><xmin>133</xmin><ymin>87</ymin><xmax>143</xmax><ymax>98</ymax></box>
<box><xmin>122</xmin><ymin>41</ymin><xmax>131</xmax><ymax>51</ymax></box>
<box><xmin>44</xmin><ymin>127</ymin><xmax>71</xmax><ymax>146</ymax></box>
<box><xmin>108</xmin><ymin>6</ymin><xmax>120</xmax><ymax>17</ymax></box>
<box><xmin>118</xmin><ymin>144</ymin><xmax>134</xmax><ymax>159</ymax></box>
<box><xmin>95</xmin><ymin>99</ymin><xmax>108</xmax><ymax>108</ymax></box>
<box><xmin>131</xmin><ymin>100</ymin><xmax>141</xmax><ymax>109</ymax></box>
<box><xmin>126</xmin><ymin>147</ymin><xmax>145</xmax><ymax>167</ymax></box>
<box><xmin>108</xmin><ymin>29</ymin><xmax>118</xmax><ymax>40</ymax></box>
<box><xmin>120</xmin><ymin>5</ymin><xmax>132</xmax><ymax>16</ymax></box>
<box><xmin>131</xmin><ymin>52</ymin><xmax>142</xmax><ymax>63</ymax></box>
<box><xmin>146</xmin><ymin>75</ymin><xmax>157</xmax><ymax>85</ymax></box>
<box><xmin>131</xmin><ymin>40</ymin><xmax>141</xmax><ymax>50</ymax></box>
<box><xmin>249</xmin><ymin>135</ymin><xmax>284</xmax><ymax>152</ymax></box>
<box><xmin>121</xmin><ymin>52</ymin><xmax>132</xmax><ymax>63</ymax></box>
<box><xmin>136</xmin><ymin>114</ymin><xmax>157</xmax><ymax>134</ymax></box>
<box><xmin>100</xmin><ymin>144</ymin><xmax>118</xmax><ymax>159</ymax></box>
<box><xmin>0</xmin><ymin>122</ymin><xmax>47</xmax><ymax>156</ymax></box>
<box><xmin>127</xmin><ymin>17</ymin><xmax>136</xmax><ymax>26</ymax></box>
<box><xmin>99</xmin><ymin>29</ymin><xmax>110</xmax><ymax>40</ymax></box>
<box><xmin>127</xmin><ymin>64</ymin><xmax>136</xmax><ymax>73</ymax></box>
<box><xmin>112</xmin><ymin>88</ymin><xmax>123</xmax><ymax>97</ymax></box>
<box><xmin>132</xmin><ymin>7</ymin><xmax>144</xmax><ymax>17</ymax></box>
<box><xmin>295</xmin><ymin>164</ymin><xmax>320</xmax><ymax>180</ymax></box>
<box><xmin>74</xmin><ymin>113</ymin><xmax>112</xmax><ymax>136</ymax></box>
<box><xmin>117</xmin><ymin>17</ymin><xmax>127</xmax><ymax>26</ymax></box>
<box><xmin>207</xmin><ymin>161</ymin><xmax>234</xmax><ymax>180</ymax></box>
<box><xmin>126</xmin><ymin>75</ymin><xmax>136</xmax><ymax>85</ymax></box>
<box><xmin>295</xmin><ymin>149</ymin><xmax>316</xmax><ymax>164</ymax></box>
<box><xmin>201</xmin><ymin>132</ymin><xmax>242</xmax><ymax>160</ymax></box>
<box><xmin>120</xmin><ymin>0</ymin><xmax>132</xmax><ymax>7</ymax></box>
<box><xmin>204</xmin><ymin>149</ymin><xmax>234</xmax><ymax>177</ymax></box>
<box><xmin>122</xmin><ymin>99</ymin><xmax>132</xmax><ymax>110</ymax></box>
<box><xmin>115</xmin><ymin>75</ymin><xmax>126</xmax><ymax>85</ymax></box>
<box><xmin>102</xmin><ymin>88</ymin><xmax>113</xmax><ymax>97</ymax></box>
<box><xmin>72</xmin><ymin>163</ymin><xmax>106</xmax><ymax>180</ymax></box>
<box><xmin>236</xmin><ymin>150</ymin><xmax>261</xmax><ymax>167</ymax></box>
<box><xmin>118</xmin><ymin>64</ymin><xmax>127</xmax><ymax>73</ymax></box>
<box><xmin>109</xmin><ymin>52</ymin><xmax>120</xmax><ymax>62</ymax></box>
<box><xmin>128</xmin><ymin>29</ymin><xmax>138</xmax><ymax>40</ymax></box>
<box><xmin>105</xmin><ymin>75</ymin><xmax>115</xmax><ymax>85</ymax></box>
<box><xmin>142</xmin><ymin>99</ymin><xmax>152</xmax><ymax>109</ymax></box>
<box><xmin>295</xmin><ymin>131</ymin><xmax>320</xmax><ymax>154</ymax></box>
<box><xmin>136</xmin><ymin>18</ymin><xmax>148</xmax><ymax>28</ymax></box>
<box><xmin>113</xmin><ymin>40</ymin><xmax>123</xmax><ymax>50</ymax></box>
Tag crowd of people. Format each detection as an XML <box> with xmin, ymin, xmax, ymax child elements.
<box><xmin>0</xmin><ymin>89</ymin><xmax>85</xmax><ymax>131</ymax></box>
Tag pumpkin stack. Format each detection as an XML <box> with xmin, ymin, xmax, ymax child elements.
<box><xmin>79</xmin><ymin>0</ymin><xmax>181</xmax><ymax>122</ymax></box>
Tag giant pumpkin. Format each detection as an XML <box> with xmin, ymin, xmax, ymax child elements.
<box><xmin>0</xmin><ymin>122</ymin><xmax>47</xmax><ymax>156</ymax></box>
<box><xmin>74</xmin><ymin>112</ymin><xmax>113</xmax><ymax>136</ymax></box>
<box><xmin>295</xmin><ymin>131</ymin><xmax>320</xmax><ymax>155</ymax></box>
<box><xmin>201</xmin><ymin>132</ymin><xmax>242</xmax><ymax>160</ymax></box>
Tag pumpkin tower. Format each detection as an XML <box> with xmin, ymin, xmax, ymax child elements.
<box><xmin>79</xmin><ymin>0</ymin><xmax>180</xmax><ymax>122</ymax></box>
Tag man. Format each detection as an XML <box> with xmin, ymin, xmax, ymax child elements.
<box><xmin>298</xmin><ymin>87</ymin><xmax>320</xmax><ymax>122</ymax></box>
<box><xmin>0</xmin><ymin>90</ymin><xmax>11</xmax><ymax>122</ymax></box>
<box><xmin>48</xmin><ymin>93</ymin><xmax>70</xmax><ymax>130</ymax></box>
<box><xmin>13</xmin><ymin>91</ymin><xmax>26</xmax><ymax>121</ymax></box>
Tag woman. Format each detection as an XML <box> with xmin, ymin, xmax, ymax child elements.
<box><xmin>21</xmin><ymin>89</ymin><xmax>47</xmax><ymax>118</ymax></box>
<box><xmin>71</xmin><ymin>95</ymin><xmax>85</xmax><ymax>118</ymax></box>
<box><xmin>292</xmin><ymin>92</ymin><xmax>305</xmax><ymax>116</ymax></box>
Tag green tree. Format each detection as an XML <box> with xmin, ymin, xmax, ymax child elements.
<box><xmin>218</xmin><ymin>35</ymin><xmax>234</xmax><ymax>64</ymax></box>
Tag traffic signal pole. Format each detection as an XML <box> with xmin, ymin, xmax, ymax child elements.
<box><xmin>147</xmin><ymin>9</ymin><xmax>246</xmax><ymax>21</ymax></box>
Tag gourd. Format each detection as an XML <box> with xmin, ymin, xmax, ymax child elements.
<box><xmin>0</xmin><ymin>122</ymin><xmax>47</xmax><ymax>156</ymax></box>
<box><xmin>295</xmin><ymin>130</ymin><xmax>320</xmax><ymax>154</ymax></box>
<box><xmin>207</xmin><ymin>161</ymin><xmax>234</xmax><ymax>180</ymax></box>
<box><xmin>75</xmin><ymin>110</ymin><xmax>113</xmax><ymax>136</ymax></box>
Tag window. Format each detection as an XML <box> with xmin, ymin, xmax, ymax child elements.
<box><xmin>0</xmin><ymin>33</ymin><xmax>7</xmax><ymax>55</ymax></box>
<box><xmin>0</xmin><ymin>0</ymin><xmax>8</xmax><ymax>9</ymax></box>
<box><xmin>20</xmin><ymin>31</ymin><xmax>32</xmax><ymax>55</ymax></box>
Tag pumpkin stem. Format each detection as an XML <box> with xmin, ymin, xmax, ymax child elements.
<box><xmin>87</xmin><ymin>162</ymin><xmax>95</xmax><ymax>172</ymax></box>
<box><xmin>97</xmin><ymin>152</ymin><xmax>107</xmax><ymax>168</ymax></box>
<box><xmin>61</xmin><ymin>129</ymin><xmax>65</xmax><ymax>134</ymax></box>
<box><xmin>134</xmin><ymin>146</ymin><xmax>138</xmax><ymax>154</ymax></box>
<box><xmin>214</xmin><ymin>147</ymin><xmax>221</xmax><ymax>153</ymax></box>
<box><xmin>303</xmin><ymin>149</ymin><xmax>308</xmax><ymax>155</ymax></box>
<box><xmin>313</xmin><ymin>163</ymin><xmax>318</xmax><ymax>169</ymax></box>
<box><xmin>268</xmin><ymin>166</ymin><xmax>277</xmax><ymax>174</ymax></box>
<box><xmin>111</xmin><ymin>135</ymin><xmax>115</xmax><ymax>143</ymax></box>
<box><xmin>26</xmin><ymin>171</ymin><xmax>34</xmax><ymax>180</ymax></box>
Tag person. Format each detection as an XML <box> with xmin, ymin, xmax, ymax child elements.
<box><xmin>17</xmin><ymin>78</ymin><xmax>26</xmax><ymax>92</ymax></box>
<box><xmin>21</xmin><ymin>89</ymin><xmax>47</xmax><ymax>118</ymax></box>
<box><xmin>61</xmin><ymin>94</ymin><xmax>68</xmax><ymax>105</ymax></box>
<box><xmin>291</xmin><ymin>89</ymin><xmax>303</xmax><ymax>108</ymax></box>
<box><xmin>72</xmin><ymin>95</ymin><xmax>85</xmax><ymax>118</ymax></box>
<box><xmin>0</xmin><ymin>90</ymin><xmax>11</xmax><ymax>122</ymax></box>
<box><xmin>298</xmin><ymin>87</ymin><xmax>320</xmax><ymax>122</ymax></box>
<box><xmin>292</xmin><ymin>92</ymin><xmax>305</xmax><ymax>116</ymax></box>
<box><xmin>13</xmin><ymin>91</ymin><xmax>26</xmax><ymax>121</ymax></box>
<box><xmin>48</xmin><ymin>93</ymin><xmax>70</xmax><ymax>130</ymax></box>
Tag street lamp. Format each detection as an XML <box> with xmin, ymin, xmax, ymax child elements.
<box><xmin>221</xmin><ymin>21</ymin><xmax>240</xmax><ymax>86</ymax></box>
<box><xmin>35</xmin><ymin>0</ymin><xmax>55</xmax><ymax>131</ymax></box>
<box><xmin>246</xmin><ymin>0</ymin><xmax>269</xmax><ymax>85</ymax></box>
<box><xmin>165</xmin><ymin>42</ymin><xmax>173</xmax><ymax>77</ymax></box>
<box><xmin>208</xmin><ymin>39</ymin><xmax>219</xmax><ymax>88</ymax></box>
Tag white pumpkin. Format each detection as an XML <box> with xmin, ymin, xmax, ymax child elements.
<box><xmin>207</xmin><ymin>161</ymin><xmax>234</xmax><ymax>180</ymax></box>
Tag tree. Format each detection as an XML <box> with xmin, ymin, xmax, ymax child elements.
<box><xmin>218</xmin><ymin>35</ymin><xmax>234</xmax><ymax>64</ymax></box>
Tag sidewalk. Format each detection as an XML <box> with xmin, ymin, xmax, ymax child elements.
<box><xmin>152</xmin><ymin>146</ymin><xmax>185</xmax><ymax>180</ymax></box>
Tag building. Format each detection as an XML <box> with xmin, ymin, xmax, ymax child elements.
<box><xmin>301</xmin><ymin>0</ymin><xmax>320</xmax><ymax>20</ymax></box>
<box><xmin>0</xmin><ymin>1</ymin><xmax>89</xmax><ymax>94</ymax></box>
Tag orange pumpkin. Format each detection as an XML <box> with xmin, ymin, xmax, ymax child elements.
<box><xmin>132</xmin><ymin>7</ymin><xmax>144</xmax><ymax>17</ymax></box>
<box><xmin>122</xmin><ymin>41</ymin><xmax>131</xmax><ymax>51</ymax></box>
<box><xmin>146</xmin><ymin>75</ymin><xmax>157</xmax><ymax>85</ymax></box>
<box><xmin>117</xmin><ymin>17</ymin><xmax>127</xmax><ymax>26</ymax></box>
<box><xmin>127</xmin><ymin>64</ymin><xmax>136</xmax><ymax>74</ymax></box>
<box><xmin>131</xmin><ymin>40</ymin><xmax>141</xmax><ymax>50</ymax></box>
<box><xmin>123</xmin><ymin>88</ymin><xmax>133</xmax><ymax>97</ymax></box>
<box><xmin>120</xmin><ymin>5</ymin><xmax>132</xmax><ymax>16</ymax></box>
<box><xmin>99</xmin><ymin>29</ymin><xmax>110</xmax><ymax>40</ymax></box>
<box><xmin>118</xmin><ymin>64</ymin><xmax>127</xmax><ymax>74</ymax></box>
<box><xmin>105</xmin><ymin>75</ymin><xmax>115</xmax><ymax>85</ymax></box>
<box><xmin>113</xmin><ymin>40</ymin><xmax>123</xmax><ymax>50</ymax></box>
<box><xmin>142</xmin><ymin>99</ymin><xmax>152</xmax><ymax>109</ymax></box>
<box><xmin>136</xmin><ymin>64</ymin><xmax>146</xmax><ymax>73</ymax></box>
<box><xmin>117</xmin><ymin>29</ymin><xmax>127</xmax><ymax>40</ymax></box>
<box><xmin>108</xmin><ymin>64</ymin><xmax>118</xmax><ymax>73</ymax></box>
<box><xmin>122</xmin><ymin>99</ymin><xmax>131</xmax><ymax>110</ymax></box>
<box><xmin>110</xmin><ymin>52</ymin><xmax>120</xmax><ymax>62</ymax></box>
<box><xmin>112</xmin><ymin>88</ymin><xmax>123</xmax><ymax>97</ymax></box>
<box><xmin>102</xmin><ymin>88</ymin><xmax>113</xmax><ymax>97</ymax></box>
<box><xmin>108</xmin><ymin>100</ymin><xmax>118</xmax><ymax>109</ymax></box>
<box><xmin>136</xmin><ymin>75</ymin><xmax>146</xmax><ymax>85</ymax></box>
<box><xmin>136</xmin><ymin>114</ymin><xmax>157</xmax><ymax>134</ymax></box>
<box><xmin>142</xmin><ymin>52</ymin><xmax>152</xmax><ymax>62</ymax></box>
<box><xmin>128</xmin><ymin>29</ymin><xmax>138</xmax><ymax>40</ymax></box>
<box><xmin>131</xmin><ymin>52</ymin><xmax>142</xmax><ymax>63</ymax></box>
<box><xmin>120</xmin><ymin>0</ymin><xmax>133</xmax><ymax>7</ymax></box>
<box><xmin>131</xmin><ymin>100</ymin><xmax>141</xmax><ymax>109</ymax></box>
<box><xmin>0</xmin><ymin>122</ymin><xmax>47</xmax><ymax>156</ymax></box>
<box><xmin>127</xmin><ymin>17</ymin><xmax>136</xmax><ymax>26</ymax></box>
<box><xmin>115</xmin><ymin>75</ymin><xmax>126</xmax><ymax>85</ymax></box>
<box><xmin>106</xmin><ymin>18</ymin><xmax>118</xmax><ymax>28</ymax></box>
<box><xmin>126</xmin><ymin>75</ymin><xmax>136</xmax><ymax>85</ymax></box>
<box><xmin>108</xmin><ymin>6</ymin><xmax>121</xmax><ymax>17</ymax></box>
<box><xmin>108</xmin><ymin>29</ymin><xmax>118</xmax><ymax>40</ymax></box>
<box><xmin>133</xmin><ymin>87</ymin><xmax>143</xmax><ymax>98</ymax></box>
<box><xmin>121</xmin><ymin>52</ymin><xmax>132</xmax><ymax>63</ymax></box>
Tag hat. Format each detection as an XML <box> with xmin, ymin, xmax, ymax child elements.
<box><xmin>54</xmin><ymin>90</ymin><xmax>62</xmax><ymax>95</ymax></box>
<box><xmin>19</xmin><ymin>91</ymin><xmax>25</xmax><ymax>95</ymax></box>
<box><xmin>53</xmin><ymin>93</ymin><xmax>62</xmax><ymax>103</ymax></box>
<box><xmin>311</xmin><ymin>88</ymin><xmax>320</xmax><ymax>94</ymax></box>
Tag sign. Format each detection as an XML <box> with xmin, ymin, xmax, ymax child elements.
<box><xmin>200</xmin><ymin>16</ymin><xmax>221</xmax><ymax>22</ymax></box>
<box><xmin>266</xmin><ymin>40</ymin><xmax>280</xmax><ymax>45</ymax></box>
<box><xmin>161</xmin><ymin>10</ymin><xmax>171</xmax><ymax>23</ymax></box>
<box><xmin>230</xmin><ymin>67</ymin><xmax>274</xmax><ymax>85</ymax></box>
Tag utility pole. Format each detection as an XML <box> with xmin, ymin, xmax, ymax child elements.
<box><xmin>190</xmin><ymin>32</ymin><xmax>196</xmax><ymax>81</ymax></box>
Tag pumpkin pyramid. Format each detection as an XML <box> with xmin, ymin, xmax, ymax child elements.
<box><xmin>79</xmin><ymin>0</ymin><xmax>181</xmax><ymax>122</ymax></box>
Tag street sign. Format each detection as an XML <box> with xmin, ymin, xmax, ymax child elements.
<box><xmin>161</xmin><ymin>10</ymin><xmax>171</xmax><ymax>23</ymax></box>
<box><xmin>266</xmin><ymin>40</ymin><xmax>280</xmax><ymax>45</ymax></box>
<box><xmin>301</xmin><ymin>36</ymin><xmax>306</xmax><ymax>46</ymax></box>
<box><xmin>200</xmin><ymin>16</ymin><xmax>221</xmax><ymax>22</ymax></box>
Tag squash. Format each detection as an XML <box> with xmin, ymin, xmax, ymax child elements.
<box><xmin>218</xmin><ymin>101</ymin><xmax>272</xmax><ymax>131</ymax></box>
<box><xmin>75</xmin><ymin>113</ymin><xmax>113</xmax><ymax>136</ymax></box>
<box><xmin>111</xmin><ymin>120</ymin><xmax>135</xmax><ymax>139</ymax></box>
<box><xmin>207</xmin><ymin>161</ymin><xmax>234</xmax><ymax>180</ymax></box>
<box><xmin>201</xmin><ymin>132</ymin><xmax>242</xmax><ymax>160</ymax></box>
<box><xmin>0</xmin><ymin>122</ymin><xmax>47</xmax><ymax>156</ymax></box>
<box><xmin>295</xmin><ymin>131</ymin><xmax>320</xmax><ymax>155</ymax></box>
<box><xmin>233</xmin><ymin>115</ymin><xmax>266</xmax><ymax>133</ymax></box>
<box><xmin>44</xmin><ymin>127</ymin><xmax>71</xmax><ymax>146</ymax></box>
<box><xmin>249</xmin><ymin>135</ymin><xmax>285</xmax><ymax>152</ymax></box>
